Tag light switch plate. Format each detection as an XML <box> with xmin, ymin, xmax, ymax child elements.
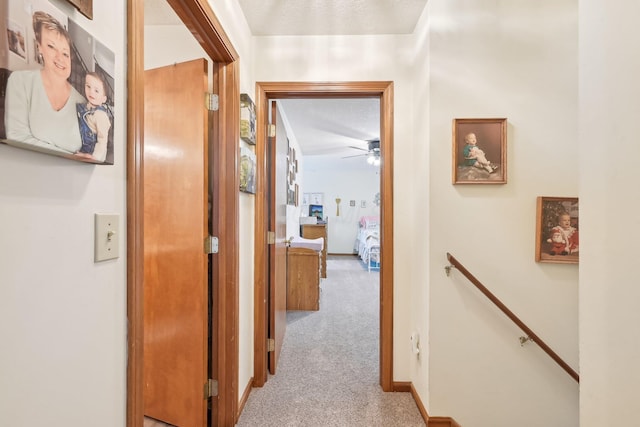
<box><xmin>95</xmin><ymin>213</ymin><xmax>120</xmax><ymax>262</ymax></box>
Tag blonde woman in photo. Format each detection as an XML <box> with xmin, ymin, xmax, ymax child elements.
<box><xmin>4</xmin><ymin>11</ymin><xmax>85</xmax><ymax>155</ymax></box>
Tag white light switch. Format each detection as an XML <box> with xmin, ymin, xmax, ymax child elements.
<box><xmin>95</xmin><ymin>213</ymin><xmax>120</xmax><ymax>262</ymax></box>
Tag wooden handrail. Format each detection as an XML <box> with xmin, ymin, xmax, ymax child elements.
<box><xmin>446</xmin><ymin>253</ymin><xmax>579</xmax><ymax>383</ymax></box>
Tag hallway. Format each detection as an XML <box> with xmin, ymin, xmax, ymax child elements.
<box><xmin>236</xmin><ymin>256</ymin><xmax>424</xmax><ymax>426</ymax></box>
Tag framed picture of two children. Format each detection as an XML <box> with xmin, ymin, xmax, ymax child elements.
<box><xmin>452</xmin><ymin>118</ymin><xmax>507</xmax><ymax>185</ymax></box>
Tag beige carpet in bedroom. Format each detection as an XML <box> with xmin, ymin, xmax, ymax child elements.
<box><xmin>235</xmin><ymin>255</ymin><xmax>425</xmax><ymax>427</ymax></box>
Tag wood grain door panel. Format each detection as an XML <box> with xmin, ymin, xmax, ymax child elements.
<box><xmin>268</xmin><ymin>100</ymin><xmax>288</xmax><ymax>374</ymax></box>
<box><xmin>143</xmin><ymin>59</ymin><xmax>209</xmax><ymax>427</ymax></box>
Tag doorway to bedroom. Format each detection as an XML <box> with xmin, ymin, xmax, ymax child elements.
<box><xmin>253</xmin><ymin>81</ymin><xmax>395</xmax><ymax>393</ymax></box>
<box><xmin>280</xmin><ymin>97</ymin><xmax>382</xmax><ymax>274</ymax></box>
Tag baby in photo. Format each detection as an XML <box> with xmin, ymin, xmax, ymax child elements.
<box><xmin>75</xmin><ymin>72</ymin><xmax>112</xmax><ymax>162</ymax></box>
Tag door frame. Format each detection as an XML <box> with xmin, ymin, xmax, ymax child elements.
<box><xmin>253</xmin><ymin>82</ymin><xmax>395</xmax><ymax>391</ymax></box>
<box><xmin>127</xmin><ymin>0</ymin><xmax>240</xmax><ymax>426</ymax></box>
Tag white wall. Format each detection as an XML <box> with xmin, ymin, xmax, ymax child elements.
<box><xmin>427</xmin><ymin>1</ymin><xmax>579</xmax><ymax>426</ymax></box>
<box><xmin>579</xmin><ymin>1</ymin><xmax>640</xmax><ymax>425</ymax></box>
<box><xmin>408</xmin><ymin>1</ymin><xmax>431</xmax><ymax>410</ymax></box>
<box><xmin>145</xmin><ymin>26</ymin><xmax>211</xmax><ymax>72</ymax></box>
<box><xmin>303</xmin><ymin>165</ymin><xmax>380</xmax><ymax>254</ymax></box>
<box><xmin>0</xmin><ymin>2</ymin><xmax>127</xmax><ymax>426</ymax></box>
<box><xmin>253</xmin><ymin>33</ymin><xmax>417</xmax><ymax>380</ymax></box>
<box><xmin>277</xmin><ymin>102</ymin><xmax>305</xmax><ymax>239</ymax></box>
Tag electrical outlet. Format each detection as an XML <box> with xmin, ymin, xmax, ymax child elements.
<box><xmin>95</xmin><ymin>213</ymin><xmax>119</xmax><ymax>262</ymax></box>
<box><xmin>410</xmin><ymin>332</ymin><xmax>420</xmax><ymax>356</ymax></box>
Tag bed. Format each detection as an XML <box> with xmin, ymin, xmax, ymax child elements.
<box><xmin>355</xmin><ymin>216</ymin><xmax>380</xmax><ymax>271</ymax></box>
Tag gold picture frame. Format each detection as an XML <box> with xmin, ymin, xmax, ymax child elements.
<box><xmin>452</xmin><ymin>118</ymin><xmax>507</xmax><ymax>184</ymax></box>
<box><xmin>535</xmin><ymin>196</ymin><xmax>579</xmax><ymax>264</ymax></box>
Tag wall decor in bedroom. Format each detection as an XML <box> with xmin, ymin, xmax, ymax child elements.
<box><xmin>373</xmin><ymin>192</ymin><xmax>380</xmax><ymax>207</ymax></box>
<box><xmin>452</xmin><ymin>118</ymin><xmax>507</xmax><ymax>184</ymax></box>
<box><xmin>308</xmin><ymin>193</ymin><xmax>324</xmax><ymax>205</ymax></box>
<box><xmin>286</xmin><ymin>141</ymin><xmax>298</xmax><ymax>205</ymax></box>
<box><xmin>309</xmin><ymin>204</ymin><xmax>323</xmax><ymax>220</ymax></box>
<box><xmin>535</xmin><ymin>196</ymin><xmax>579</xmax><ymax>264</ymax></box>
<box><xmin>303</xmin><ymin>192</ymin><xmax>324</xmax><ymax>208</ymax></box>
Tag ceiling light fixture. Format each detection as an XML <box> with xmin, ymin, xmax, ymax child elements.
<box><xmin>342</xmin><ymin>139</ymin><xmax>381</xmax><ymax>165</ymax></box>
<box><xmin>367</xmin><ymin>151</ymin><xmax>381</xmax><ymax>166</ymax></box>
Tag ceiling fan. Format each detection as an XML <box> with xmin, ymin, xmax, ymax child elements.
<box><xmin>342</xmin><ymin>139</ymin><xmax>381</xmax><ymax>165</ymax></box>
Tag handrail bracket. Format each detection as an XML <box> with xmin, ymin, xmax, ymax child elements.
<box><xmin>519</xmin><ymin>336</ymin><xmax>534</xmax><ymax>347</ymax></box>
<box><xmin>445</xmin><ymin>264</ymin><xmax>455</xmax><ymax>277</ymax></box>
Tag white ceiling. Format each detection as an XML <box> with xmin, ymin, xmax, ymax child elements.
<box><xmin>278</xmin><ymin>99</ymin><xmax>380</xmax><ymax>156</ymax></box>
<box><xmin>145</xmin><ymin>0</ymin><xmax>428</xmax><ymax>35</ymax></box>
<box><xmin>144</xmin><ymin>0</ymin><xmax>424</xmax><ymax>168</ymax></box>
<box><xmin>237</xmin><ymin>0</ymin><xmax>428</xmax><ymax>36</ymax></box>
<box><xmin>278</xmin><ymin>98</ymin><xmax>381</xmax><ymax>170</ymax></box>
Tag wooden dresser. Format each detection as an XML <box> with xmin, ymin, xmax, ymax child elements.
<box><xmin>286</xmin><ymin>247</ymin><xmax>321</xmax><ymax>311</ymax></box>
<box><xmin>301</xmin><ymin>223</ymin><xmax>327</xmax><ymax>278</ymax></box>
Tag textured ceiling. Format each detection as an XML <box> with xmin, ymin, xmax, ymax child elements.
<box><xmin>279</xmin><ymin>99</ymin><xmax>380</xmax><ymax>170</ymax></box>
<box><xmin>279</xmin><ymin>99</ymin><xmax>379</xmax><ymax>156</ymax></box>
<box><xmin>145</xmin><ymin>0</ymin><xmax>428</xmax><ymax>35</ymax></box>
<box><xmin>237</xmin><ymin>0</ymin><xmax>428</xmax><ymax>36</ymax></box>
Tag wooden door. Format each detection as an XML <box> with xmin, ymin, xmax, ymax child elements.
<box><xmin>143</xmin><ymin>59</ymin><xmax>210</xmax><ymax>427</ymax></box>
<box><xmin>268</xmin><ymin>100</ymin><xmax>288</xmax><ymax>374</ymax></box>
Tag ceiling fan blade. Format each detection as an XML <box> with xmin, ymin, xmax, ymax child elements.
<box><xmin>347</xmin><ymin>146</ymin><xmax>369</xmax><ymax>152</ymax></box>
<box><xmin>341</xmin><ymin>153</ymin><xmax>368</xmax><ymax>159</ymax></box>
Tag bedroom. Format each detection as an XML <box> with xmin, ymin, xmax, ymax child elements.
<box><xmin>277</xmin><ymin>98</ymin><xmax>382</xmax><ymax>271</ymax></box>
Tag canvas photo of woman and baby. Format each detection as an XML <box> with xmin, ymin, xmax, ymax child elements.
<box><xmin>1</xmin><ymin>0</ymin><xmax>115</xmax><ymax>164</ymax></box>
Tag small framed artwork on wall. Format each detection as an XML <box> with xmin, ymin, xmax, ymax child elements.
<box><xmin>240</xmin><ymin>93</ymin><xmax>256</xmax><ymax>145</ymax></box>
<box><xmin>452</xmin><ymin>118</ymin><xmax>507</xmax><ymax>184</ymax></box>
<box><xmin>239</xmin><ymin>147</ymin><xmax>256</xmax><ymax>194</ymax></box>
<box><xmin>535</xmin><ymin>196</ymin><xmax>579</xmax><ymax>264</ymax></box>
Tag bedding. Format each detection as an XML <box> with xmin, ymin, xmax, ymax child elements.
<box><xmin>290</xmin><ymin>236</ymin><xmax>324</xmax><ymax>252</ymax></box>
<box><xmin>355</xmin><ymin>216</ymin><xmax>380</xmax><ymax>269</ymax></box>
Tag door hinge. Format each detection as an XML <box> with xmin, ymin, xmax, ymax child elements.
<box><xmin>204</xmin><ymin>379</ymin><xmax>218</xmax><ymax>398</ymax></box>
<box><xmin>267</xmin><ymin>231</ymin><xmax>275</xmax><ymax>244</ymax></box>
<box><xmin>205</xmin><ymin>93</ymin><xmax>219</xmax><ymax>111</ymax></box>
<box><xmin>267</xmin><ymin>338</ymin><xmax>275</xmax><ymax>352</ymax></box>
<box><xmin>205</xmin><ymin>236</ymin><xmax>219</xmax><ymax>254</ymax></box>
<box><xmin>267</xmin><ymin>124</ymin><xmax>276</xmax><ymax>137</ymax></box>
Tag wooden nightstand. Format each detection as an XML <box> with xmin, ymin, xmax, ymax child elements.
<box><xmin>286</xmin><ymin>247</ymin><xmax>321</xmax><ymax>311</ymax></box>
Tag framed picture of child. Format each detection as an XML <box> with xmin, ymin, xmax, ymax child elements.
<box><xmin>535</xmin><ymin>196</ymin><xmax>579</xmax><ymax>264</ymax></box>
<box><xmin>452</xmin><ymin>118</ymin><xmax>507</xmax><ymax>184</ymax></box>
<box><xmin>1</xmin><ymin>0</ymin><xmax>115</xmax><ymax>165</ymax></box>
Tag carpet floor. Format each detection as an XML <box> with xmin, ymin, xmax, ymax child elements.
<box><xmin>235</xmin><ymin>256</ymin><xmax>425</xmax><ymax>427</ymax></box>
